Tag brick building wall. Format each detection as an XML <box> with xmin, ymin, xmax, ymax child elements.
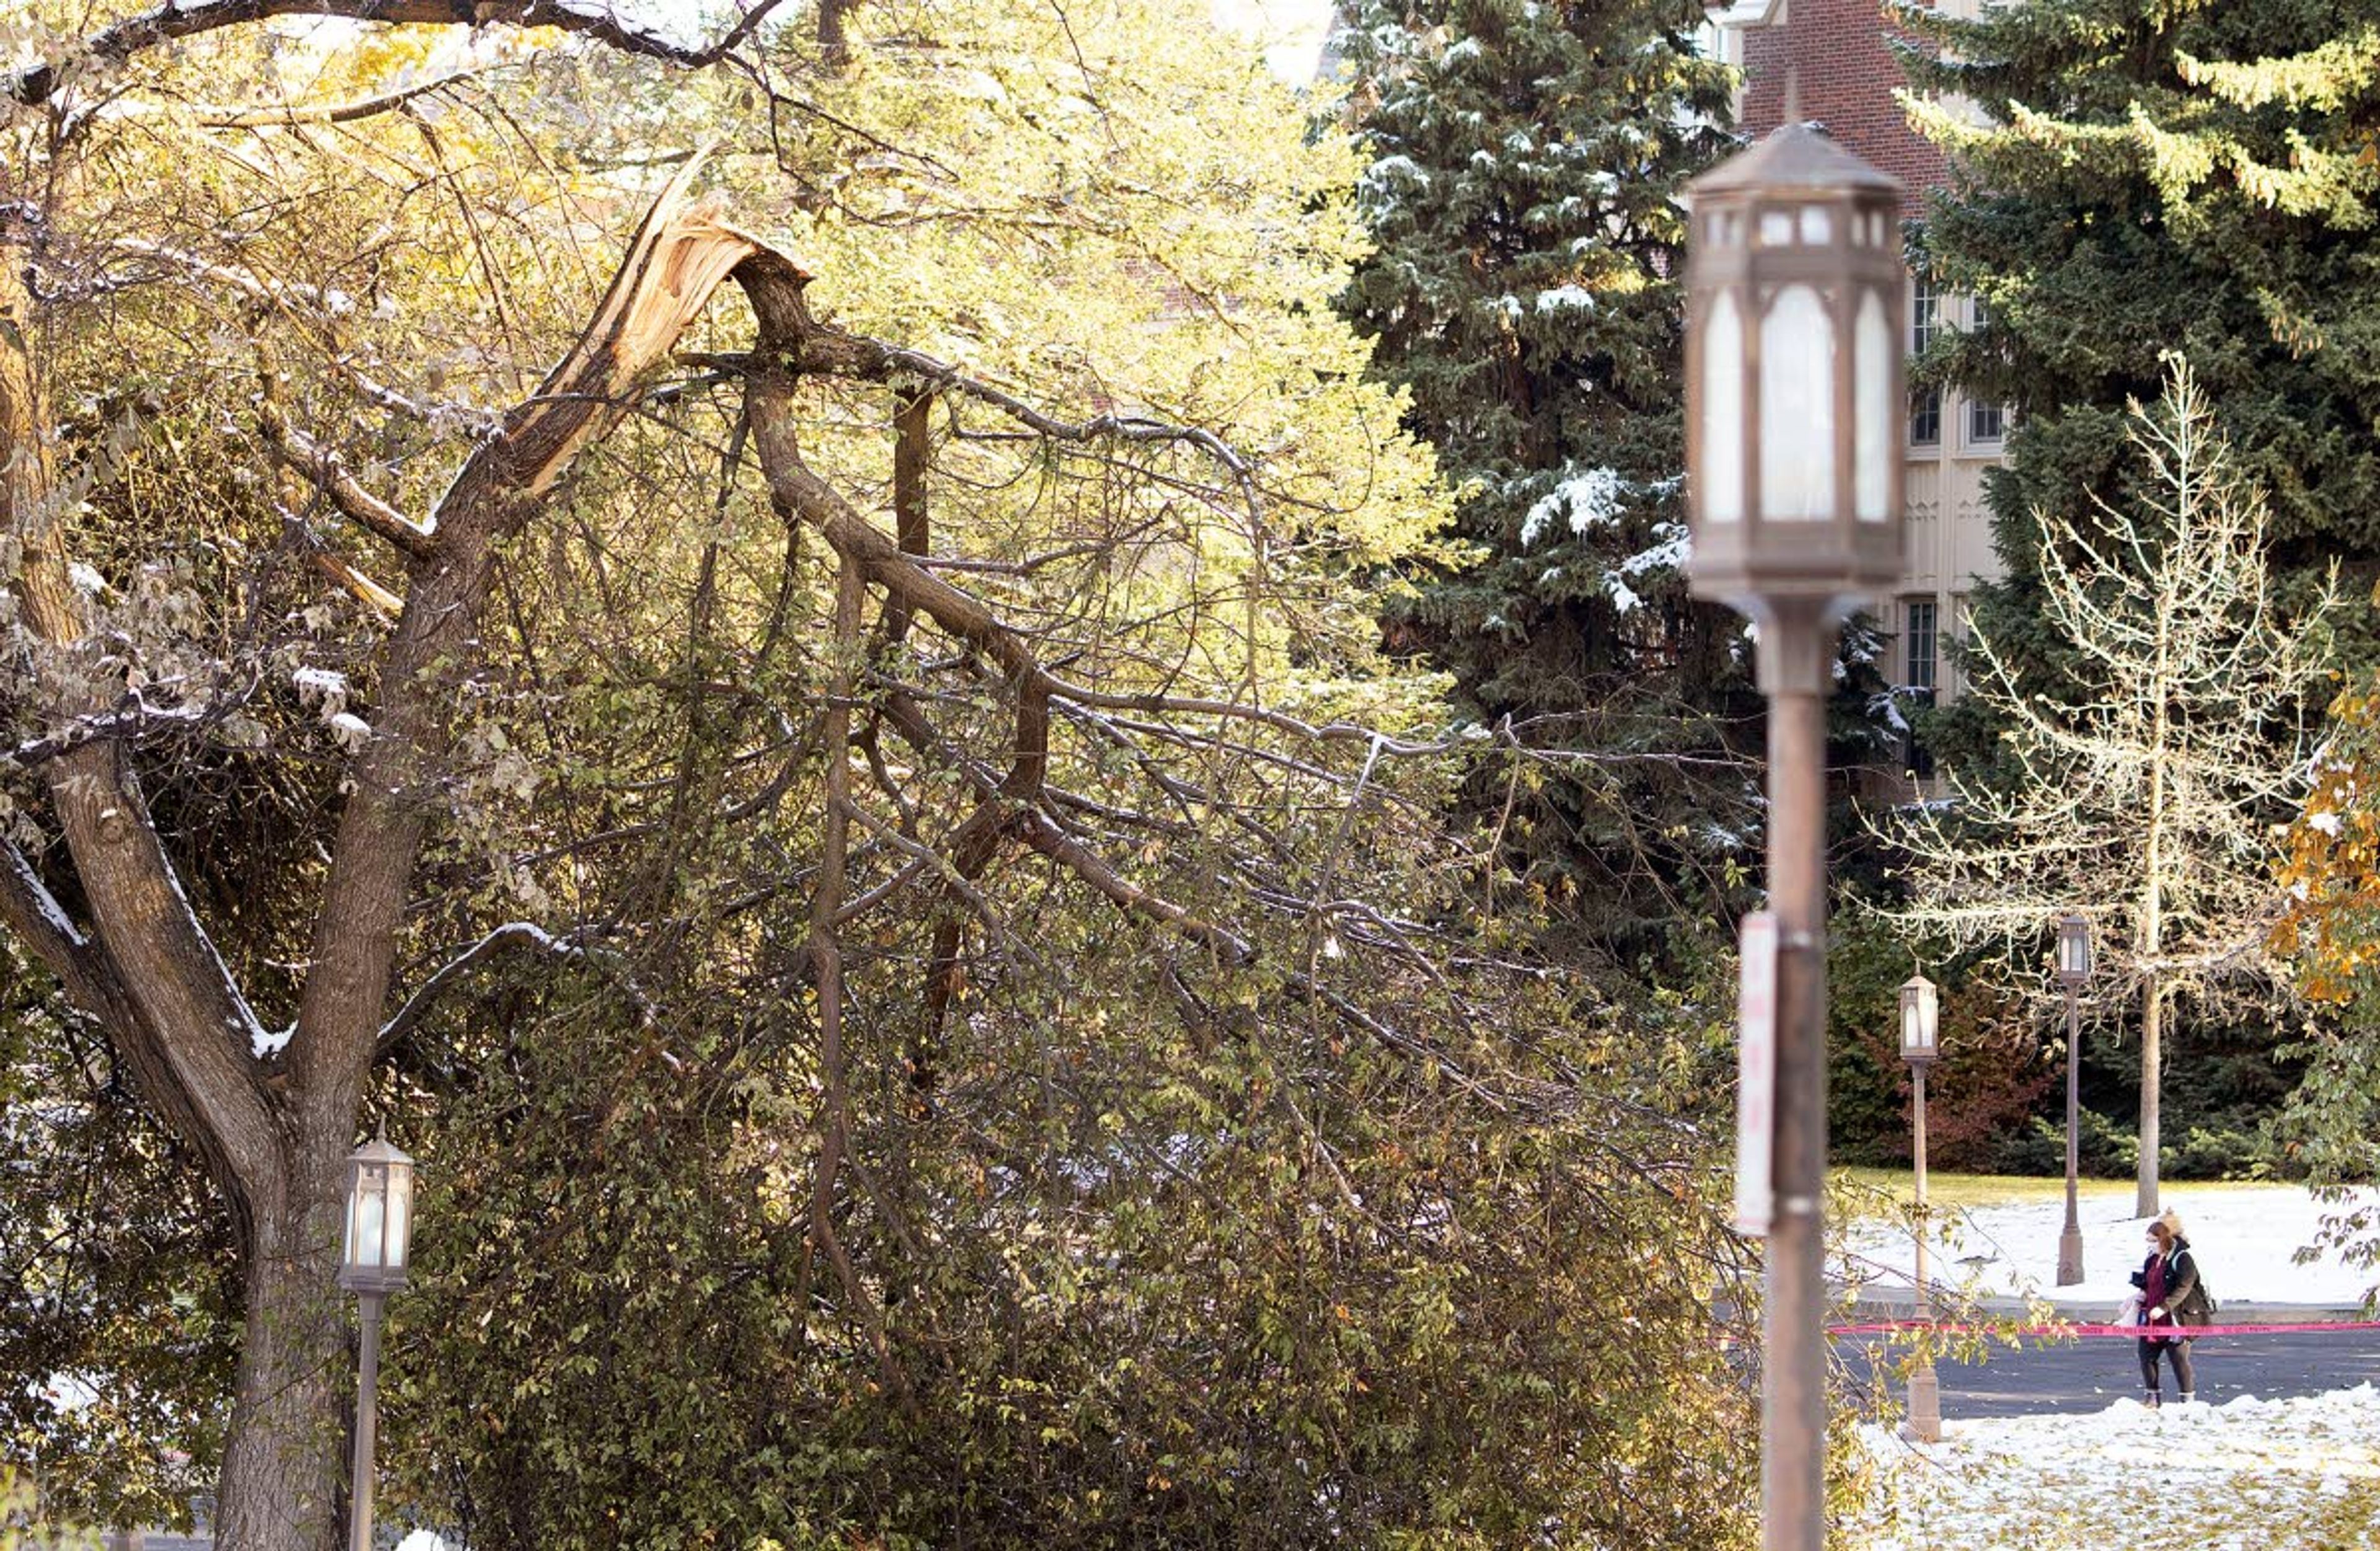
<box><xmin>1735</xmin><ymin>0</ymin><xmax>1947</xmax><ymax>219</ymax></box>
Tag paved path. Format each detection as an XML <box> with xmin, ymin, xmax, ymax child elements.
<box><xmin>1836</xmin><ymin>1322</ymin><xmax>2380</xmax><ymax>1420</ymax></box>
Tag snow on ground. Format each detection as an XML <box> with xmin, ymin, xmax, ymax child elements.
<box><xmin>1849</xmin><ymin>1385</ymin><xmax>2380</xmax><ymax>1549</ymax></box>
<box><xmin>1844</xmin><ymin>1185</ymin><xmax>2380</xmax><ymax>1545</ymax></box>
<box><xmin>1841</xmin><ymin>1185</ymin><xmax>2380</xmax><ymax>1309</ymax></box>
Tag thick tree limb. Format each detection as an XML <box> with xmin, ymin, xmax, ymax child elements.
<box><xmin>0</xmin><ymin>841</ymin><xmax>258</xmax><ymax>1171</ymax></box>
<box><xmin>10</xmin><ymin>0</ymin><xmax>793</xmax><ymax>107</ymax></box>
<box><xmin>287</xmin><ymin>157</ymin><xmax>767</xmax><ymax>1105</ymax></box>
<box><xmin>799</xmin><ymin>545</ymin><xmax>902</xmax><ymax>1390</ymax></box>
<box><xmin>883</xmin><ymin>383</ymin><xmax>933</xmax><ymax>647</ymax></box>
<box><xmin>701</xmin><ymin>329</ymin><xmax>1271</xmax><ymax>537</ymax></box>
<box><xmin>1</xmin><ymin>236</ymin><xmax>281</xmax><ymax>1214</ymax></box>
<box><xmin>196</xmin><ymin>68</ymin><xmax>482</xmax><ymax>127</ymax></box>
<box><xmin>374</xmin><ymin>921</ymin><xmax>586</xmax><ymax>1058</ymax></box>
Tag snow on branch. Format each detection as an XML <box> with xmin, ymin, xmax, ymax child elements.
<box><xmin>7</xmin><ymin>687</ymin><xmax>255</xmax><ymax>769</ymax></box>
<box><xmin>376</xmin><ymin>921</ymin><xmax>596</xmax><ymax>1056</ymax></box>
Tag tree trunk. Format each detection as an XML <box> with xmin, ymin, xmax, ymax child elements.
<box><xmin>214</xmin><ymin>1147</ymin><xmax>351</xmax><ymax>1551</ymax></box>
<box><xmin>2140</xmin><ymin>643</ymin><xmax>2170</xmax><ymax>1219</ymax></box>
<box><xmin>2137</xmin><ymin>980</ymin><xmax>2162</xmax><ymax>1218</ymax></box>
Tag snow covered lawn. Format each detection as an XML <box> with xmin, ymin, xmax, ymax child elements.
<box><xmin>1843</xmin><ymin>1182</ymin><xmax>2380</xmax><ymax>1545</ymax></box>
<box><xmin>1849</xmin><ymin>1386</ymin><xmax>2380</xmax><ymax>1549</ymax></box>
<box><xmin>1840</xmin><ymin>1182</ymin><xmax>2380</xmax><ymax>1309</ymax></box>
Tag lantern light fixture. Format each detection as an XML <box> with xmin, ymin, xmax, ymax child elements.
<box><xmin>1899</xmin><ymin>973</ymin><xmax>1939</xmax><ymax>1069</ymax></box>
<box><xmin>1683</xmin><ymin>122</ymin><xmax>1907</xmax><ymax>621</ymax></box>
<box><xmin>2056</xmin><ymin>912</ymin><xmax>2092</xmax><ymax>986</ymax></box>
<box><xmin>339</xmin><ymin>1132</ymin><xmax>416</xmax><ymax>1296</ymax></box>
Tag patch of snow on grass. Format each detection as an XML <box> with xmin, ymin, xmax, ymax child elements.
<box><xmin>1851</xmin><ymin>1385</ymin><xmax>2380</xmax><ymax>1550</ymax></box>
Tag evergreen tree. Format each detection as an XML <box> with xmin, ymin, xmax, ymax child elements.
<box><xmin>1889</xmin><ymin>0</ymin><xmax>2380</xmax><ymax>1187</ymax></box>
<box><xmin>1900</xmin><ymin>0</ymin><xmax>2380</xmax><ymax>744</ymax></box>
<box><xmin>1334</xmin><ymin>0</ymin><xmax>1782</xmax><ymax>956</ymax></box>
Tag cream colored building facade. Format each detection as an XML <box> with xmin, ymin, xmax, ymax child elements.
<box><xmin>1898</xmin><ymin>283</ymin><xmax>2004</xmax><ymax>715</ymax></box>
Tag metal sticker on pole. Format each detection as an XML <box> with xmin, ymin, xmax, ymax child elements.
<box><xmin>1736</xmin><ymin>910</ymin><xmax>1779</xmax><ymax>1236</ymax></box>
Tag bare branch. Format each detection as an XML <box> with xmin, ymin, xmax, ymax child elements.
<box><xmin>256</xmin><ymin>343</ymin><xmax>439</xmax><ymax>559</ymax></box>
<box><xmin>194</xmin><ymin>67</ymin><xmax>485</xmax><ymax>126</ymax></box>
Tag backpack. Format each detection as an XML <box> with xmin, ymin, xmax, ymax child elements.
<box><xmin>2178</xmin><ymin>1257</ymin><xmax>2217</xmax><ymax>1324</ymax></box>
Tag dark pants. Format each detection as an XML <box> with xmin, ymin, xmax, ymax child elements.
<box><xmin>2139</xmin><ymin>1337</ymin><xmax>2195</xmax><ymax>1396</ymax></box>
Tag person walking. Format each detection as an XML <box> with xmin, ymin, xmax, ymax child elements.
<box><xmin>2131</xmin><ymin>1210</ymin><xmax>2212</xmax><ymax>1408</ymax></box>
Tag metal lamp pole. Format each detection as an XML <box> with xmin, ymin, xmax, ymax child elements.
<box><xmin>2055</xmin><ymin>913</ymin><xmax>2091</xmax><ymax>1285</ymax></box>
<box><xmin>1760</xmin><ymin>596</ymin><xmax>1833</xmax><ymax>1540</ymax></box>
<box><xmin>351</xmin><ymin>1291</ymin><xmax>387</xmax><ymax>1551</ymax></box>
<box><xmin>1899</xmin><ymin>973</ymin><xmax>1941</xmax><ymax>1441</ymax></box>
<box><xmin>340</xmin><ymin>1133</ymin><xmax>418</xmax><ymax>1551</ymax></box>
<box><xmin>1683</xmin><ymin>124</ymin><xmax>1908</xmax><ymax>1551</ymax></box>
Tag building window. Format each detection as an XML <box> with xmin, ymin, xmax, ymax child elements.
<box><xmin>1910</xmin><ymin>278</ymin><xmax>1942</xmax><ymax>444</ymax></box>
<box><xmin>1967</xmin><ymin>399</ymin><xmax>2006</xmax><ymax>445</ymax></box>
<box><xmin>1903</xmin><ymin>598</ymin><xmax>1937</xmax><ymax>780</ymax></box>
<box><xmin>1911</xmin><ymin>389</ymin><xmax>1942</xmax><ymax>446</ymax></box>
<box><xmin>1905</xmin><ymin>599</ymin><xmax>1937</xmax><ymax>694</ymax></box>
<box><xmin>1912</xmin><ymin>278</ymin><xmax>1940</xmax><ymax>355</ymax></box>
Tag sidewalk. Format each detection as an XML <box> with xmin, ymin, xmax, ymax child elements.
<box><xmin>1836</xmin><ymin>1279</ymin><xmax>2372</xmax><ymax>1327</ymax></box>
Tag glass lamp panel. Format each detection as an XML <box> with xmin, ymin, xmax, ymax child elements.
<box><xmin>1799</xmin><ymin>205</ymin><xmax>1833</xmax><ymax>245</ymax></box>
<box><xmin>349</xmin><ymin>1165</ymin><xmax>386</xmax><ymax>1268</ymax></box>
<box><xmin>1758</xmin><ymin>284</ymin><xmax>1835</xmax><ymax>521</ymax></box>
<box><xmin>385</xmin><ymin>1169</ymin><xmax>414</xmax><ymax>1270</ymax></box>
<box><xmin>1758</xmin><ymin>208</ymin><xmax>1794</xmax><ymax>247</ymax></box>
<box><xmin>1700</xmin><ymin>289</ymin><xmax>1746</xmax><ymax>523</ymax></box>
<box><xmin>1901</xmin><ymin>976</ymin><xmax>1937</xmax><ymax>1056</ymax></box>
<box><xmin>1854</xmin><ymin>287</ymin><xmax>1892</xmax><ymax>520</ymax></box>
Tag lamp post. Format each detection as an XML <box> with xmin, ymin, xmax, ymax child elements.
<box><xmin>2055</xmin><ymin>913</ymin><xmax>2091</xmax><ymax>1286</ymax></box>
<box><xmin>1898</xmin><ymin>973</ymin><xmax>1941</xmax><ymax>1442</ymax></box>
<box><xmin>1684</xmin><ymin>123</ymin><xmax>1906</xmax><ymax>1551</ymax></box>
<box><xmin>340</xmin><ymin>1132</ymin><xmax>416</xmax><ymax>1551</ymax></box>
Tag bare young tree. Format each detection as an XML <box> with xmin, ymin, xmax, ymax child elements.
<box><xmin>1876</xmin><ymin>359</ymin><xmax>2335</xmax><ymax>1217</ymax></box>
